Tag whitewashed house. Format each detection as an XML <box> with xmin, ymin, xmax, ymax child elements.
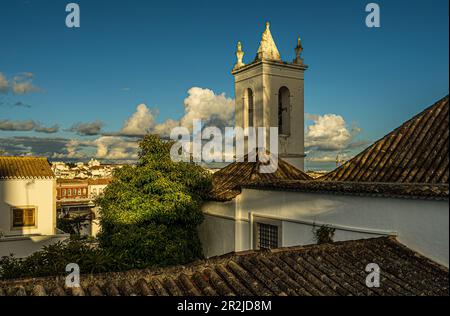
<box><xmin>0</xmin><ymin>156</ymin><xmax>68</xmax><ymax>258</ymax></box>
<box><xmin>198</xmin><ymin>22</ymin><xmax>449</xmax><ymax>267</ymax></box>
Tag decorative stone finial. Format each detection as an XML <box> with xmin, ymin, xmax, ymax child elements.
<box><xmin>255</xmin><ymin>22</ymin><xmax>282</xmax><ymax>62</ymax></box>
<box><xmin>294</xmin><ymin>36</ymin><xmax>304</xmax><ymax>65</ymax></box>
<box><xmin>233</xmin><ymin>41</ymin><xmax>245</xmax><ymax>70</ymax></box>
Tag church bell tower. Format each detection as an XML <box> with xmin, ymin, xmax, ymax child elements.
<box><xmin>232</xmin><ymin>22</ymin><xmax>308</xmax><ymax>171</ymax></box>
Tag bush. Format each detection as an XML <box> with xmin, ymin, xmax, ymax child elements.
<box><xmin>312</xmin><ymin>224</ymin><xmax>336</xmax><ymax>244</ymax></box>
<box><xmin>0</xmin><ymin>239</ymin><xmax>120</xmax><ymax>280</ymax></box>
<box><xmin>99</xmin><ymin>223</ymin><xmax>203</xmax><ymax>268</ymax></box>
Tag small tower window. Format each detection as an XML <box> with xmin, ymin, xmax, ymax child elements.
<box><xmin>247</xmin><ymin>88</ymin><xmax>254</xmax><ymax>127</ymax></box>
<box><xmin>278</xmin><ymin>87</ymin><xmax>290</xmax><ymax>135</ymax></box>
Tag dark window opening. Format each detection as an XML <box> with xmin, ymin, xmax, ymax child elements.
<box><xmin>247</xmin><ymin>88</ymin><xmax>254</xmax><ymax>127</ymax></box>
<box><xmin>257</xmin><ymin>223</ymin><xmax>279</xmax><ymax>249</ymax></box>
<box><xmin>278</xmin><ymin>87</ymin><xmax>290</xmax><ymax>135</ymax></box>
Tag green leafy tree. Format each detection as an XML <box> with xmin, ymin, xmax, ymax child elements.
<box><xmin>96</xmin><ymin>135</ymin><xmax>212</xmax><ymax>268</ymax></box>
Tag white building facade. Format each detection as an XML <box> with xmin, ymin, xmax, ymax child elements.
<box><xmin>200</xmin><ymin>186</ymin><xmax>449</xmax><ymax>267</ymax></box>
<box><xmin>0</xmin><ymin>157</ymin><xmax>68</xmax><ymax>258</ymax></box>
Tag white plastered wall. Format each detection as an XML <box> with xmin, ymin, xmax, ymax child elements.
<box><xmin>201</xmin><ymin>189</ymin><xmax>449</xmax><ymax>267</ymax></box>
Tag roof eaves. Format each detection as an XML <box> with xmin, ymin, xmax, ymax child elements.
<box><xmin>241</xmin><ymin>181</ymin><xmax>449</xmax><ymax>201</ymax></box>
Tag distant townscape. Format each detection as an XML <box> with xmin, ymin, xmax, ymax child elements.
<box><xmin>51</xmin><ymin>158</ymin><xmax>126</xmax><ymax>179</ymax></box>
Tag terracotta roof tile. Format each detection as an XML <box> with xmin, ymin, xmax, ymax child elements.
<box><xmin>242</xmin><ymin>180</ymin><xmax>449</xmax><ymax>200</ymax></box>
<box><xmin>0</xmin><ymin>156</ymin><xmax>54</xmax><ymax>179</ymax></box>
<box><xmin>209</xmin><ymin>152</ymin><xmax>311</xmax><ymax>201</ymax></box>
<box><xmin>320</xmin><ymin>96</ymin><xmax>449</xmax><ymax>183</ymax></box>
<box><xmin>1</xmin><ymin>237</ymin><xmax>448</xmax><ymax>296</ymax></box>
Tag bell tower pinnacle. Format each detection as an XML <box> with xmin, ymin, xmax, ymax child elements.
<box><xmin>232</xmin><ymin>22</ymin><xmax>308</xmax><ymax>170</ymax></box>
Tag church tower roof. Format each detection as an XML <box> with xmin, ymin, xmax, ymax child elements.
<box><xmin>255</xmin><ymin>22</ymin><xmax>282</xmax><ymax>62</ymax></box>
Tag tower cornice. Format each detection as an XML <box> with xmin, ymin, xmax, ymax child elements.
<box><xmin>232</xmin><ymin>59</ymin><xmax>308</xmax><ymax>75</ymax></box>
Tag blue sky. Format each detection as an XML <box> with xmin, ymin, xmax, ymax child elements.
<box><xmin>0</xmin><ymin>0</ymin><xmax>448</xmax><ymax>170</ymax></box>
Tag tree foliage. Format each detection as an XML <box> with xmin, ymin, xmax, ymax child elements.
<box><xmin>96</xmin><ymin>134</ymin><xmax>212</xmax><ymax>267</ymax></box>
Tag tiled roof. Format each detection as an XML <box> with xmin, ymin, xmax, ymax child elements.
<box><xmin>0</xmin><ymin>156</ymin><xmax>54</xmax><ymax>180</ymax></box>
<box><xmin>242</xmin><ymin>180</ymin><xmax>449</xmax><ymax>200</ymax></box>
<box><xmin>0</xmin><ymin>237</ymin><xmax>447</xmax><ymax>296</ymax></box>
<box><xmin>320</xmin><ymin>96</ymin><xmax>449</xmax><ymax>183</ymax></box>
<box><xmin>209</xmin><ymin>153</ymin><xmax>311</xmax><ymax>201</ymax></box>
<box><xmin>56</xmin><ymin>178</ymin><xmax>89</xmax><ymax>184</ymax></box>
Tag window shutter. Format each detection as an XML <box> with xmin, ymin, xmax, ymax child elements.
<box><xmin>13</xmin><ymin>209</ymin><xmax>24</xmax><ymax>227</ymax></box>
<box><xmin>24</xmin><ymin>209</ymin><xmax>35</xmax><ymax>226</ymax></box>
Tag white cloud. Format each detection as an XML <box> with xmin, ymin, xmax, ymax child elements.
<box><xmin>180</xmin><ymin>87</ymin><xmax>234</xmax><ymax>130</ymax></box>
<box><xmin>0</xmin><ymin>119</ymin><xmax>59</xmax><ymax>133</ymax></box>
<box><xmin>114</xmin><ymin>87</ymin><xmax>234</xmax><ymax>138</ymax></box>
<box><xmin>34</xmin><ymin>124</ymin><xmax>59</xmax><ymax>134</ymax></box>
<box><xmin>2</xmin><ymin>86</ymin><xmax>265</xmax><ymax>163</ymax></box>
<box><xmin>0</xmin><ymin>73</ymin><xmax>9</xmax><ymax>93</ymax></box>
<box><xmin>64</xmin><ymin>139</ymin><xmax>90</xmax><ymax>159</ymax></box>
<box><xmin>306</xmin><ymin>153</ymin><xmax>352</xmax><ymax>163</ymax></box>
<box><xmin>305</xmin><ymin>114</ymin><xmax>359</xmax><ymax>151</ymax></box>
<box><xmin>69</xmin><ymin>121</ymin><xmax>104</xmax><ymax>136</ymax></box>
<box><xmin>94</xmin><ymin>136</ymin><xmax>139</xmax><ymax>160</ymax></box>
<box><xmin>120</xmin><ymin>103</ymin><xmax>156</xmax><ymax>136</ymax></box>
<box><xmin>12</xmin><ymin>82</ymin><xmax>40</xmax><ymax>94</ymax></box>
<box><xmin>82</xmin><ymin>87</ymin><xmax>235</xmax><ymax>160</ymax></box>
<box><xmin>0</xmin><ymin>120</ymin><xmax>35</xmax><ymax>131</ymax></box>
<box><xmin>154</xmin><ymin>119</ymin><xmax>179</xmax><ymax>136</ymax></box>
<box><xmin>48</xmin><ymin>136</ymin><xmax>139</xmax><ymax>161</ymax></box>
<box><xmin>304</xmin><ymin>114</ymin><xmax>371</xmax><ymax>171</ymax></box>
<box><xmin>0</xmin><ymin>72</ymin><xmax>41</xmax><ymax>95</ymax></box>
